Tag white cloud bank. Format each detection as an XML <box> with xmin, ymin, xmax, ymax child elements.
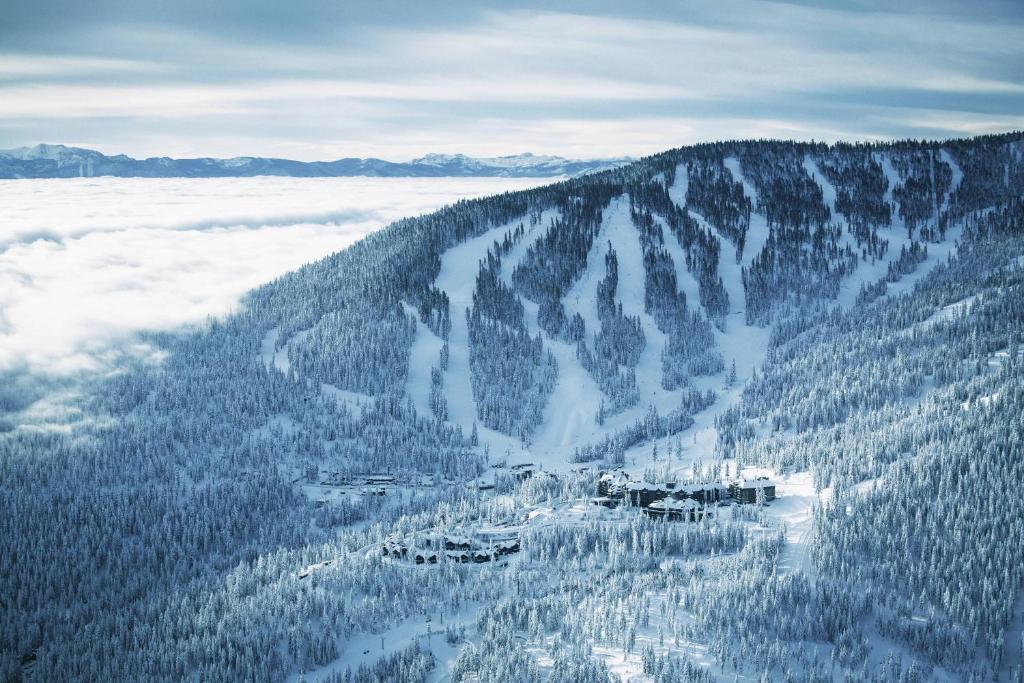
<box><xmin>0</xmin><ymin>176</ymin><xmax>550</xmax><ymax>376</ymax></box>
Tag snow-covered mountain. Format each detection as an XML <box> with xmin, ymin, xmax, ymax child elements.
<box><xmin>0</xmin><ymin>143</ymin><xmax>628</xmax><ymax>179</ymax></box>
<box><xmin>3</xmin><ymin>132</ymin><xmax>1024</xmax><ymax>682</ymax></box>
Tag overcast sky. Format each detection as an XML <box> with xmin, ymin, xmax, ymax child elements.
<box><xmin>1</xmin><ymin>0</ymin><xmax>1022</xmax><ymax>160</ymax></box>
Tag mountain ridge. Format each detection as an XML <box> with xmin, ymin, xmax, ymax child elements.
<box><xmin>0</xmin><ymin>143</ymin><xmax>629</xmax><ymax>179</ymax></box>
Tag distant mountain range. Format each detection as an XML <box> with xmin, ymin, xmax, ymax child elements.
<box><xmin>0</xmin><ymin>144</ymin><xmax>629</xmax><ymax>179</ymax></box>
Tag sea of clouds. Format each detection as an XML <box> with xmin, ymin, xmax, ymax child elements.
<box><xmin>0</xmin><ymin>175</ymin><xmax>549</xmax><ymax>413</ymax></box>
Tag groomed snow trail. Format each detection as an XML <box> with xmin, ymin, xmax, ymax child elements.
<box><xmin>874</xmin><ymin>151</ymin><xmax>964</xmax><ymax>302</ymax></box>
<box><xmin>602</xmin><ymin>197</ymin><xmax>677</xmax><ymax>417</ymax></box>
<box><xmin>435</xmin><ymin>218</ymin><xmax>532</xmax><ymax>462</ymax></box>
<box><xmin>259</xmin><ymin>326</ymin><xmax>305</xmax><ymax>373</ymax></box>
<box><xmin>805</xmin><ymin>153</ymin><xmax>964</xmax><ymax>310</ymax></box>
<box><xmin>654</xmin><ymin>167</ymin><xmax>704</xmax><ymax>321</ymax></box>
<box><xmin>402</xmin><ymin>301</ymin><xmax>444</xmax><ymax>420</ymax></box>
<box><xmin>498</xmin><ymin>212</ymin><xmax>606</xmax><ymax>467</ymax></box>
<box><xmin>637</xmin><ymin>160</ymin><xmax>771</xmax><ymax>472</ymax></box>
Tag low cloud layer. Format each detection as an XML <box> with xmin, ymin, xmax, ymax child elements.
<box><xmin>0</xmin><ymin>176</ymin><xmax>549</xmax><ymax>377</ymax></box>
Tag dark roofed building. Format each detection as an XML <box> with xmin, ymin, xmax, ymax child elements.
<box><xmin>677</xmin><ymin>482</ymin><xmax>731</xmax><ymax>505</ymax></box>
<box><xmin>644</xmin><ymin>497</ymin><xmax>706</xmax><ymax>522</ymax></box>
<box><xmin>729</xmin><ymin>477</ymin><xmax>776</xmax><ymax>504</ymax></box>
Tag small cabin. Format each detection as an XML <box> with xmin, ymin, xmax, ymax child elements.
<box><xmin>445</xmin><ymin>537</ymin><xmax>473</xmax><ymax>551</ymax></box>
<box><xmin>414</xmin><ymin>550</ymin><xmax>439</xmax><ymax>565</ymax></box>
<box><xmin>495</xmin><ymin>540</ymin><xmax>520</xmax><ymax>555</ymax></box>
<box><xmin>590</xmin><ymin>496</ymin><xmax>619</xmax><ymax>509</ymax></box>
<box><xmin>510</xmin><ymin>463</ymin><xmax>536</xmax><ymax>481</ymax></box>
<box><xmin>729</xmin><ymin>477</ymin><xmax>776</xmax><ymax>504</ymax></box>
<box><xmin>382</xmin><ymin>538</ymin><xmax>408</xmax><ymax>559</ymax></box>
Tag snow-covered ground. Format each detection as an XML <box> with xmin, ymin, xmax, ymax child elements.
<box><xmin>288</xmin><ymin>601</ymin><xmax>483</xmax><ymax>683</ymax></box>
<box><xmin>259</xmin><ymin>326</ymin><xmax>309</xmax><ymax>373</ymax></box>
<box><xmin>600</xmin><ymin>197</ymin><xmax>676</xmax><ymax>419</ymax></box>
<box><xmin>402</xmin><ymin>302</ymin><xmax>445</xmax><ymax>420</ymax></box>
<box><xmin>763</xmin><ymin>471</ymin><xmax>820</xmax><ymax>578</ymax></box>
<box><xmin>434</xmin><ymin>216</ymin><xmax>535</xmax><ymax>462</ymax></box>
<box><xmin>643</xmin><ymin>160</ymin><xmax>772</xmax><ymax>471</ymax></box>
<box><xmin>259</xmin><ymin>326</ymin><xmax>370</xmax><ymax>417</ymax></box>
<box><xmin>497</xmin><ymin>212</ymin><xmax>609</xmax><ymax>465</ymax></box>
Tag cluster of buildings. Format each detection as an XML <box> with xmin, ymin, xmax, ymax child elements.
<box><xmin>594</xmin><ymin>471</ymin><xmax>776</xmax><ymax>520</ymax></box>
<box><xmin>383</xmin><ymin>530</ymin><xmax>521</xmax><ymax>565</ymax></box>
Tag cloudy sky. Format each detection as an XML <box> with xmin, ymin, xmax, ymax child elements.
<box><xmin>1</xmin><ymin>0</ymin><xmax>1022</xmax><ymax>160</ymax></box>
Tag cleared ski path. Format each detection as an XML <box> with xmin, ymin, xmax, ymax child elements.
<box><xmin>497</xmin><ymin>212</ymin><xmax>607</xmax><ymax>466</ymax></box>
<box><xmin>434</xmin><ymin>217</ymin><xmax>534</xmax><ymax>461</ymax></box>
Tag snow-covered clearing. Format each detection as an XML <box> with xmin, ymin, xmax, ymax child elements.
<box><xmin>321</xmin><ymin>384</ymin><xmax>372</xmax><ymax>418</ymax></box>
<box><xmin>763</xmin><ymin>471</ymin><xmax>820</xmax><ymax>578</ymax></box>
<box><xmin>288</xmin><ymin>601</ymin><xmax>483</xmax><ymax>683</ymax></box>
<box><xmin>259</xmin><ymin>326</ymin><xmax>304</xmax><ymax>373</ymax></box>
<box><xmin>402</xmin><ymin>301</ymin><xmax>445</xmax><ymax>420</ymax></box>
<box><xmin>914</xmin><ymin>293</ymin><xmax>979</xmax><ymax>332</ymax></box>
<box><xmin>259</xmin><ymin>327</ymin><xmax>370</xmax><ymax>417</ymax></box>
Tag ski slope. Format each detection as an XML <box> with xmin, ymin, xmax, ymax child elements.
<box><xmin>498</xmin><ymin>214</ymin><xmax>607</xmax><ymax>465</ymax></box>
<box><xmin>402</xmin><ymin>302</ymin><xmax>445</xmax><ymax>420</ymax></box>
<box><xmin>413</xmin><ymin>151</ymin><xmax>969</xmax><ymax>477</ymax></box>
<box><xmin>434</xmin><ymin>218</ymin><xmax>532</xmax><ymax>461</ymax></box>
<box><xmin>647</xmin><ymin>160</ymin><xmax>772</xmax><ymax>470</ymax></box>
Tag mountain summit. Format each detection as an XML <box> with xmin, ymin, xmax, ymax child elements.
<box><xmin>0</xmin><ymin>144</ymin><xmax>627</xmax><ymax>179</ymax></box>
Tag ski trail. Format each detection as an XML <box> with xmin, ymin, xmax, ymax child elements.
<box><xmin>603</xmin><ymin>196</ymin><xmax>669</xmax><ymax>412</ymax></box>
<box><xmin>618</xmin><ymin>161</ymin><xmax>771</xmax><ymax>471</ymax></box>
<box><xmin>259</xmin><ymin>326</ymin><xmax>306</xmax><ymax>374</ymax></box>
<box><xmin>659</xmin><ymin>164</ymin><xmax>704</xmax><ymax>319</ymax></box>
<box><xmin>497</xmin><ymin>210</ymin><xmax>605</xmax><ymax>466</ymax></box>
<box><xmin>804</xmin><ymin>156</ymin><xmax>895</xmax><ymax>309</ymax></box>
<box><xmin>562</xmin><ymin>214</ymin><xmax>607</xmax><ymax>340</ymax></box>
<box><xmin>878</xmin><ymin>152</ymin><xmax>916</xmax><ymax>252</ymax></box>
<box><xmin>723</xmin><ymin>156</ymin><xmax>770</xmax><ymax>271</ymax></box>
<box><xmin>938</xmin><ymin>148</ymin><xmax>963</xmax><ymax>216</ymax></box>
<box><xmin>875</xmin><ymin>152</ymin><xmax>963</xmax><ymax>302</ymax></box>
<box><xmin>767</xmin><ymin>471</ymin><xmax>819</xmax><ymax>578</ymax></box>
<box><xmin>435</xmin><ymin>218</ymin><xmax>531</xmax><ymax>461</ymax></box>
<box><xmin>402</xmin><ymin>302</ymin><xmax>444</xmax><ymax>420</ymax></box>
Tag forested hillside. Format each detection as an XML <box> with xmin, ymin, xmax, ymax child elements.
<box><xmin>2</xmin><ymin>132</ymin><xmax>1023</xmax><ymax>682</ymax></box>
